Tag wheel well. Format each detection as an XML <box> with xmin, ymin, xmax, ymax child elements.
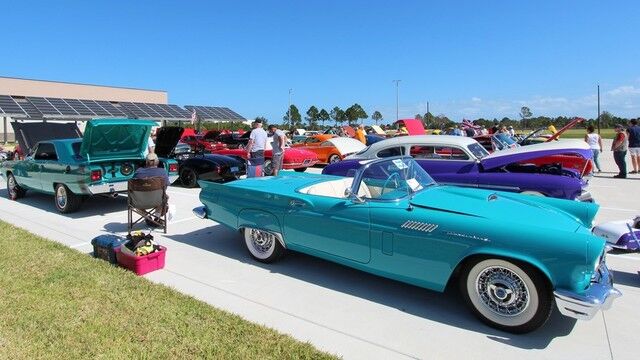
<box><xmin>446</xmin><ymin>254</ymin><xmax>552</xmax><ymax>292</ymax></box>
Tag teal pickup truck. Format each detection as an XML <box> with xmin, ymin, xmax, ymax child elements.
<box><xmin>1</xmin><ymin>119</ymin><xmax>178</xmax><ymax>213</ymax></box>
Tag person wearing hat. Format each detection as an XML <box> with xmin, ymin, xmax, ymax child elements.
<box><xmin>133</xmin><ymin>153</ymin><xmax>170</xmax><ymax>188</ymax></box>
<box><xmin>612</xmin><ymin>124</ymin><xmax>628</xmax><ymax>178</ymax></box>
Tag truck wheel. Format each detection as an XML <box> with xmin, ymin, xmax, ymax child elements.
<box><xmin>7</xmin><ymin>173</ymin><xmax>26</xmax><ymax>200</ymax></box>
<box><xmin>460</xmin><ymin>258</ymin><xmax>553</xmax><ymax>334</ymax></box>
<box><xmin>243</xmin><ymin>227</ymin><xmax>285</xmax><ymax>263</ymax></box>
<box><xmin>54</xmin><ymin>184</ymin><xmax>82</xmax><ymax>213</ymax></box>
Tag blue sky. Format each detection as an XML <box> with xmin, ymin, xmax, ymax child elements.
<box><xmin>2</xmin><ymin>0</ymin><xmax>639</xmax><ymax>124</ymax></box>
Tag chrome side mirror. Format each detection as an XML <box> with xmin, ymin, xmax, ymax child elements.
<box><xmin>344</xmin><ymin>187</ymin><xmax>365</xmax><ymax>204</ymax></box>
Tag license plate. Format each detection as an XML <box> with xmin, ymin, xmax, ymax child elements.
<box><xmin>231</xmin><ymin>166</ymin><xmax>239</xmax><ymax>172</ymax></box>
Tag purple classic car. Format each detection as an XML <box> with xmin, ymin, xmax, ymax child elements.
<box><xmin>322</xmin><ymin>135</ymin><xmax>592</xmax><ymax>201</ymax></box>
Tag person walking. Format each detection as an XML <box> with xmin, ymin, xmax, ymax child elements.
<box><xmin>245</xmin><ymin>119</ymin><xmax>268</xmax><ymax>177</ymax></box>
<box><xmin>612</xmin><ymin>124</ymin><xmax>628</xmax><ymax>178</ymax></box>
<box><xmin>627</xmin><ymin>119</ymin><xmax>640</xmax><ymax>174</ymax></box>
<box><xmin>584</xmin><ymin>125</ymin><xmax>603</xmax><ymax>173</ymax></box>
<box><xmin>267</xmin><ymin>124</ymin><xmax>287</xmax><ymax>176</ymax></box>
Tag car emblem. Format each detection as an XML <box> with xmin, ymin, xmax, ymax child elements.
<box><xmin>401</xmin><ymin>220</ymin><xmax>438</xmax><ymax>233</ymax></box>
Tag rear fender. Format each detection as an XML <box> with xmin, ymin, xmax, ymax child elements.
<box><xmin>237</xmin><ymin>209</ymin><xmax>284</xmax><ymax>245</ymax></box>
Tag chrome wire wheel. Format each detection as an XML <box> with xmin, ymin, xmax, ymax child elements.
<box><xmin>56</xmin><ymin>185</ymin><xmax>68</xmax><ymax>209</ymax></box>
<box><xmin>475</xmin><ymin>266</ymin><xmax>530</xmax><ymax>317</ymax></box>
<box><xmin>243</xmin><ymin>227</ymin><xmax>285</xmax><ymax>263</ymax></box>
<box><xmin>462</xmin><ymin>258</ymin><xmax>551</xmax><ymax>333</ymax></box>
<box><xmin>7</xmin><ymin>174</ymin><xmax>17</xmax><ymax>198</ymax></box>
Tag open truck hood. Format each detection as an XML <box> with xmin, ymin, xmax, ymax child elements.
<box><xmin>480</xmin><ymin>140</ymin><xmax>592</xmax><ymax>171</ymax></box>
<box><xmin>80</xmin><ymin>118</ymin><xmax>156</xmax><ymax>162</ymax></box>
<box><xmin>154</xmin><ymin>126</ymin><xmax>185</xmax><ymax>158</ymax></box>
<box><xmin>11</xmin><ymin>121</ymin><xmax>81</xmax><ymax>154</ymax></box>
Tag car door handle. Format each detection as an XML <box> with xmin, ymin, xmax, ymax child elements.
<box><xmin>289</xmin><ymin>200</ymin><xmax>306</xmax><ymax>208</ymax></box>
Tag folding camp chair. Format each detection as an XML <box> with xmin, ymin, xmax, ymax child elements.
<box><xmin>127</xmin><ymin>176</ymin><xmax>168</xmax><ymax>234</ymax></box>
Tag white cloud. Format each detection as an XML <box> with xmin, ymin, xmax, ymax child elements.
<box><xmin>406</xmin><ymin>82</ymin><xmax>640</xmax><ymax>120</ymax></box>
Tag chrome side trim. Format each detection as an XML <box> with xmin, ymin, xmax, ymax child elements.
<box><xmin>554</xmin><ymin>261</ymin><xmax>621</xmax><ymax>320</ymax></box>
<box><xmin>401</xmin><ymin>220</ymin><xmax>439</xmax><ymax>232</ymax></box>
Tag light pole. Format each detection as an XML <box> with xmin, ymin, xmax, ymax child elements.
<box><xmin>597</xmin><ymin>84</ymin><xmax>601</xmax><ymax>134</ymax></box>
<box><xmin>392</xmin><ymin>80</ymin><xmax>401</xmax><ymax>122</ymax></box>
<box><xmin>288</xmin><ymin>88</ymin><xmax>293</xmax><ymax>128</ymax></box>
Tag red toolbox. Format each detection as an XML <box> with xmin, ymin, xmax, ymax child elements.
<box><xmin>115</xmin><ymin>246</ymin><xmax>166</xmax><ymax>276</ymax></box>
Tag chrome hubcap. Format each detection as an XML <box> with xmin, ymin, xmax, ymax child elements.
<box><xmin>8</xmin><ymin>176</ymin><xmax>16</xmax><ymax>194</ymax></box>
<box><xmin>56</xmin><ymin>186</ymin><xmax>67</xmax><ymax>208</ymax></box>
<box><xmin>476</xmin><ymin>266</ymin><xmax>529</xmax><ymax>316</ymax></box>
<box><xmin>248</xmin><ymin>229</ymin><xmax>274</xmax><ymax>253</ymax></box>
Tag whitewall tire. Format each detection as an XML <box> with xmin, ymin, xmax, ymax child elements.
<box><xmin>243</xmin><ymin>227</ymin><xmax>285</xmax><ymax>263</ymax></box>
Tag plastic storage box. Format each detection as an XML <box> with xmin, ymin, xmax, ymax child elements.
<box><xmin>115</xmin><ymin>246</ymin><xmax>166</xmax><ymax>275</ymax></box>
<box><xmin>91</xmin><ymin>234</ymin><xmax>128</xmax><ymax>264</ymax></box>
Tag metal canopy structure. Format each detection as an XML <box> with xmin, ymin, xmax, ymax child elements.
<box><xmin>0</xmin><ymin>95</ymin><xmax>244</xmax><ymax>122</ymax></box>
<box><xmin>184</xmin><ymin>105</ymin><xmax>246</xmax><ymax>122</ymax></box>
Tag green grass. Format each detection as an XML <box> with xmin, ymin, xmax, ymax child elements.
<box><xmin>0</xmin><ymin>221</ymin><xmax>336</xmax><ymax>360</ymax></box>
<box><xmin>556</xmin><ymin>128</ymin><xmax>616</xmax><ymax>139</ymax></box>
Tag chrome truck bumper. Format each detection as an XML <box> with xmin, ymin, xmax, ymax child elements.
<box><xmin>554</xmin><ymin>260</ymin><xmax>621</xmax><ymax>320</ymax></box>
<box><xmin>86</xmin><ymin>175</ymin><xmax>179</xmax><ymax>195</ymax></box>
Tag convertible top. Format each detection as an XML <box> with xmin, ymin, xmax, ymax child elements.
<box><xmin>11</xmin><ymin>121</ymin><xmax>82</xmax><ymax>154</ymax></box>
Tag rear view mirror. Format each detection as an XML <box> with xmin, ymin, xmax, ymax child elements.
<box><xmin>344</xmin><ymin>187</ymin><xmax>365</xmax><ymax>204</ymax></box>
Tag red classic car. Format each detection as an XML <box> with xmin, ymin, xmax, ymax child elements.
<box><xmin>212</xmin><ymin>140</ymin><xmax>319</xmax><ymax>175</ymax></box>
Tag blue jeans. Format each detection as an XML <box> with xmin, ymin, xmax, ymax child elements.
<box><xmin>591</xmin><ymin>149</ymin><xmax>602</xmax><ymax>171</ymax></box>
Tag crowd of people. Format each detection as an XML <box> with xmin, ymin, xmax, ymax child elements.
<box><xmin>583</xmin><ymin>119</ymin><xmax>639</xmax><ymax>178</ymax></box>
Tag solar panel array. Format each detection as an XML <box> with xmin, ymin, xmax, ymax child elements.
<box><xmin>0</xmin><ymin>95</ymin><xmax>243</xmax><ymax>122</ymax></box>
<box><xmin>184</xmin><ymin>105</ymin><xmax>245</xmax><ymax>121</ymax></box>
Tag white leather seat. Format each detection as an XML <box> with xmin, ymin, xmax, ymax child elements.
<box><xmin>299</xmin><ymin>178</ymin><xmax>371</xmax><ymax>198</ymax></box>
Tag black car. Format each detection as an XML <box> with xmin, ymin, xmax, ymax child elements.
<box><xmin>155</xmin><ymin>127</ymin><xmax>246</xmax><ymax>187</ymax></box>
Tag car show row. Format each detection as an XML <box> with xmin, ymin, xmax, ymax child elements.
<box><xmin>1</xmin><ymin>118</ymin><xmax>634</xmax><ymax>334</ymax></box>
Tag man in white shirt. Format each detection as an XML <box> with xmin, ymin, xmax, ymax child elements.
<box><xmin>245</xmin><ymin>119</ymin><xmax>268</xmax><ymax>176</ymax></box>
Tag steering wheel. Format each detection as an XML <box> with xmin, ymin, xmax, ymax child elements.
<box><xmin>380</xmin><ymin>172</ymin><xmax>401</xmax><ymax>196</ymax></box>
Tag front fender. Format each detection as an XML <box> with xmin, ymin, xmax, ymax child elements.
<box><xmin>455</xmin><ymin>247</ymin><xmax>555</xmax><ymax>286</ymax></box>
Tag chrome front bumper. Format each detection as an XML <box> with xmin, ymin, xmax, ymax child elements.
<box><xmin>87</xmin><ymin>175</ymin><xmax>179</xmax><ymax>195</ymax></box>
<box><xmin>192</xmin><ymin>206</ymin><xmax>207</xmax><ymax>219</ymax></box>
<box><xmin>576</xmin><ymin>190</ymin><xmax>593</xmax><ymax>202</ymax></box>
<box><xmin>554</xmin><ymin>261</ymin><xmax>621</xmax><ymax>320</ymax></box>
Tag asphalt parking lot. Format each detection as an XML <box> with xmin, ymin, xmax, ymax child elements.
<box><xmin>1</xmin><ymin>140</ymin><xmax>638</xmax><ymax>360</ymax></box>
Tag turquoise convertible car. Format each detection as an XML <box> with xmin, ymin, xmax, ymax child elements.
<box><xmin>193</xmin><ymin>156</ymin><xmax>620</xmax><ymax>333</ymax></box>
<box><xmin>2</xmin><ymin>119</ymin><xmax>178</xmax><ymax>213</ymax></box>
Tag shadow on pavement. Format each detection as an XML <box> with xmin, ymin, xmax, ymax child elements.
<box><xmin>168</xmin><ymin>225</ymin><xmax>576</xmax><ymax>349</ymax></box>
<box><xmin>0</xmin><ymin>187</ymin><xmax>128</xmax><ymax>218</ymax></box>
<box><xmin>611</xmin><ymin>270</ymin><xmax>640</xmax><ymax>288</ymax></box>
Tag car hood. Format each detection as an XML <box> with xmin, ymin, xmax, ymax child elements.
<box><xmin>409</xmin><ymin>185</ymin><xmax>597</xmax><ymax>231</ymax></box>
<box><xmin>154</xmin><ymin>126</ymin><xmax>184</xmax><ymax>158</ymax></box>
<box><xmin>11</xmin><ymin>121</ymin><xmax>82</xmax><ymax>154</ymax></box>
<box><xmin>80</xmin><ymin>118</ymin><xmax>156</xmax><ymax>162</ymax></box>
<box><xmin>328</xmin><ymin>137</ymin><xmax>367</xmax><ymax>155</ymax></box>
<box><xmin>480</xmin><ymin>140</ymin><xmax>592</xmax><ymax>171</ymax></box>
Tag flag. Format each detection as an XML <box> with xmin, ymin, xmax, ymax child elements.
<box><xmin>191</xmin><ymin>109</ymin><xmax>197</xmax><ymax>125</ymax></box>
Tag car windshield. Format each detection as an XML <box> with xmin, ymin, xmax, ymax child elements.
<box><xmin>492</xmin><ymin>133</ymin><xmax>519</xmax><ymax>150</ymax></box>
<box><xmin>357</xmin><ymin>157</ymin><xmax>436</xmax><ymax>200</ymax></box>
<box><xmin>467</xmin><ymin>143</ymin><xmax>489</xmax><ymax>159</ymax></box>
